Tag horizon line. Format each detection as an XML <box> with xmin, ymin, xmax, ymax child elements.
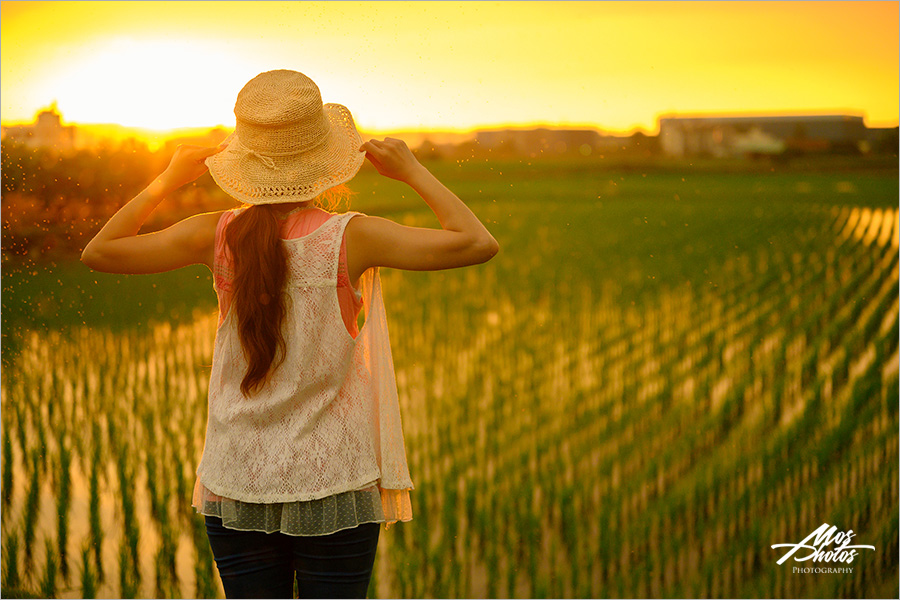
<box><xmin>2</xmin><ymin>110</ymin><xmax>897</xmax><ymax>139</ymax></box>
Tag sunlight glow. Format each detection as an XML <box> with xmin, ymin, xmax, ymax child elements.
<box><xmin>34</xmin><ymin>37</ymin><xmax>261</xmax><ymax>130</ymax></box>
<box><xmin>2</xmin><ymin>1</ymin><xmax>898</xmax><ymax>134</ymax></box>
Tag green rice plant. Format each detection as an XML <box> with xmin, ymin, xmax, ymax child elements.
<box><xmin>118</xmin><ymin>539</ymin><xmax>138</xmax><ymax>599</ymax></box>
<box><xmin>431</xmin><ymin>550</ymin><xmax>448</xmax><ymax>599</ymax></box>
<box><xmin>106</xmin><ymin>419</ymin><xmax>118</xmax><ymax>462</ymax></box>
<box><xmin>35</xmin><ymin>420</ymin><xmax>47</xmax><ymax>474</ymax></box>
<box><xmin>505</xmin><ymin>550</ymin><xmax>517</xmax><ymax>599</ymax></box>
<box><xmin>391</xmin><ymin>523</ymin><xmax>409</xmax><ymax>599</ymax></box>
<box><xmin>559</xmin><ymin>485</ymin><xmax>578</xmax><ymax>595</ymax></box>
<box><xmin>13</xmin><ymin>402</ymin><xmax>27</xmax><ymax>479</ymax></box>
<box><xmin>56</xmin><ymin>431</ymin><xmax>72</xmax><ymax>581</ymax></box>
<box><xmin>154</xmin><ymin>546</ymin><xmax>168</xmax><ymax>599</ymax></box>
<box><xmin>1</xmin><ymin>528</ymin><xmax>20</xmax><ymax>593</ymax></box>
<box><xmin>191</xmin><ymin>515</ymin><xmax>217</xmax><ymax>599</ymax></box>
<box><xmin>485</xmin><ymin>537</ymin><xmax>499</xmax><ymax>599</ymax></box>
<box><xmin>115</xmin><ymin>445</ymin><xmax>140</xmax><ymax>583</ymax></box>
<box><xmin>39</xmin><ymin>538</ymin><xmax>57</xmax><ymax>598</ymax></box>
<box><xmin>525</xmin><ymin>512</ymin><xmax>540</xmax><ymax>597</ymax></box>
<box><xmin>88</xmin><ymin>433</ymin><xmax>104</xmax><ymax>581</ymax></box>
<box><xmin>22</xmin><ymin>449</ymin><xmax>40</xmax><ymax>568</ymax></box>
<box><xmin>80</xmin><ymin>543</ymin><xmax>97</xmax><ymax>599</ymax></box>
<box><xmin>1</xmin><ymin>424</ymin><xmax>12</xmax><ymax>509</ymax></box>
<box><xmin>157</xmin><ymin>512</ymin><xmax>178</xmax><ymax>592</ymax></box>
<box><xmin>173</xmin><ymin>453</ymin><xmax>188</xmax><ymax>523</ymax></box>
<box><xmin>145</xmin><ymin>450</ymin><xmax>160</xmax><ymax>519</ymax></box>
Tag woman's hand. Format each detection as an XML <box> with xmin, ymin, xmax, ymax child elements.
<box><xmin>81</xmin><ymin>143</ymin><xmax>227</xmax><ymax>275</ymax></box>
<box><xmin>359</xmin><ymin>138</ymin><xmax>425</xmax><ymax>183</ymax></box>
<box><xmin>156</xmin><ymin>144</ymin><xmax>225</xmax><ymax>194</ymax></box>
<box><xmin>346</xmin><ymin>138</ymin><xmax>499</xmax><ymax>281</ymax></box>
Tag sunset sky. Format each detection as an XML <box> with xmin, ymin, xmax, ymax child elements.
<box><xmin>1</xmin><ymin>1</ymin><xmax>898</xmax><ymax>135</ymax></box>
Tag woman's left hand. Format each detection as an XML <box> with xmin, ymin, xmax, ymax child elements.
<box><xmin>157</xmin><ymin>144</ymin><xmax>226</xmax><ymax>193</ymax></box>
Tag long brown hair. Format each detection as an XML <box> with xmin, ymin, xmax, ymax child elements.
<box><xmin>225</xmin><ymin>185</ymin><xmax>352</xmax><ymax>396</ymax></box>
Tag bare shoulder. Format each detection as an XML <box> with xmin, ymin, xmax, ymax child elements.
<box><xmin>187</xmin><ymin>210</ymin><xmax>227</xmax><ymax>243</ymax></box>
<box><xmin>181</xmin><ymin>210</ymin><xmax>228</xmax><ymax>269</ymax></box>
<box><xmin>344</xmin><ymin>214</ymin><xmax>386</xmax><ymax>284</ymax></box>
<box><xmin>344</xmin><ymin>213</ymin><xmax>404</xmax><ymax>257</ymax></box>
<box><xmin>345</xmin><ymin>213</ymin><xmax>391</xmax><ymax>240</ymax></box>
<box><xmin>195</xmin><ymin>210</ymin><xmax>227</xmax><ymax>228</ymax></box>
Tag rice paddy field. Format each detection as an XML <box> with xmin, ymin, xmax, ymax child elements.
<box><xmin>2</xmin><ymin>158</ymin><xmax>898</xmax><ymax>598</ymax></box>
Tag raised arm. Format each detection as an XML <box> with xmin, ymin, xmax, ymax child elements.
<box><xmin>345</xmin><ymin>138</ymin><xmax>499</xmax><ymax>283</ymax></box>
<box><xmin>81</xmin><ymin>145</ymin><xmax>224</xmax><ymax>274</ymax></box>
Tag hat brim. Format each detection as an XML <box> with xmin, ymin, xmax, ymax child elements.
<box><xmin>205</xmin><ymin>103</ymin><xmax>365</xmax><ymax>205</ymax></box>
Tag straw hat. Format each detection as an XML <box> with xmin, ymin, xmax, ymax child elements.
<box><xmin>205</xmin><ymin>70</ymin><xmax>365</xmax><ymax>205</ymax></box>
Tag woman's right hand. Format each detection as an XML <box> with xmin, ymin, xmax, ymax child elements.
<box><xmin>359</xmin><ymin>138</ymin><xmax>425</xmax><ymax>183</ymax></box>
<box><xmin>157</xmin><ymin>144</ymin><xmax>226</xmax><ymax>194</ymax></box>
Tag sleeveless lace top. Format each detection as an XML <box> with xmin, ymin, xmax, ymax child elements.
<box><xmin>192</xmin><ymin>206</ymin><xmax>414</xmax><ymax>535</ymax></box>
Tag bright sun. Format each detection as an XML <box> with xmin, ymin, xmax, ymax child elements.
<box><xmin>37</xmin><ymin>37</ymin><xmax>260</xmax><ymax>130</ymax></box>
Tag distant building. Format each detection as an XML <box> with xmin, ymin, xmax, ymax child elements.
<box><xmin>864</xmin><ymin>127</ymin><xmax>899</xmax><ymax>154</ymax></box>
<box><xmin>1</xmin><ymin>105</ymin><xmax>78</xmax><ymax>151</ymax></box>
<box><xmin>657</xmin><ymin>114</ymin><xmax>869</xmax><ymax>158</ymax></box>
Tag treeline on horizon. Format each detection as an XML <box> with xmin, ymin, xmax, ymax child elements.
<box><xmin>1</xmin><ymin>141</ymin><xmax>239</xmax><ymax>266</ymax></box>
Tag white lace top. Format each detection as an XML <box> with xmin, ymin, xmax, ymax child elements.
<box><xmin>192</xmin><ymin>207</ymin><xmax>413</xmax><ymax>535</ymax></box>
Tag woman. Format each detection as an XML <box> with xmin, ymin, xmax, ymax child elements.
<box><xmin>82</xmin><ymin>70</ymin><xmax>499</xmax><ymax>599</ymax></box>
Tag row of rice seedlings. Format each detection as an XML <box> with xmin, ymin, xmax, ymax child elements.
<box><xmin>680</xmin><ymin>328</ymin><xmax>888</xmax><ymax>600</ymax></box>
<box><xmin>2</xmin><ymin>316</ymin><xmax>217</xmax><ymax>597</ymax></box>
<box><xmin>747</xmin><ymin>391</ymin><xmax>895</xmax><ymax>598</ymax></box>
<box><xmin>388</xmin><ymin>202</ymin><xmax>884</xmax><ymax>586</ymax></box>
<box><xmin>384</xmin><ymin>205</ymin><xmax>896</xmax><ymax>596</ymax></box>
<box><xmin>410</xmin><ymin>260</ymin><xmax>892</xmax><ymax>592</ymax></box>
<box><xmin>672</xmin><ymin>284</ymin><xmax>888</xmax><ymax>596</ymax></box>
<box><xmin>416</xmin><ymin>211</ymin><xmax>824</xmax><ymax>510</ymax></box>
<box><xmin>758</xmin><ymin>354</ymin><xmax>887</xmax><ymax>596</ymax></box>
<box><xmin>1</xmin><ymin>199</ymin><xmax>896</xmax><ymax>597</ymax></box>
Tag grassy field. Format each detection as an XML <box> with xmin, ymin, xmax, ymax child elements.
<box><xmin>1</xmin><ymin>158</ymin><xmax>898</xmax><ymax>598</ymax></box>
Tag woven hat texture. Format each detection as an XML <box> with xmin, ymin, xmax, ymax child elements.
<box><xmin>206</xmin><ymin>70</ymin><xmax>365</xmax><ymax>205</ymax></box>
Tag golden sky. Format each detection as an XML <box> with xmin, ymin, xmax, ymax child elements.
<box><xmin>1</xmin><ymin>1</ymin><xmax>898</xmax><ymax>134</ymax></box>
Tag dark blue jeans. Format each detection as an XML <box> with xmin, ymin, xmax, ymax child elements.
<box><xmin>204</xmin><ymin>515</ymin><xmax>380</xmax><ymax>599</ymax></box>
